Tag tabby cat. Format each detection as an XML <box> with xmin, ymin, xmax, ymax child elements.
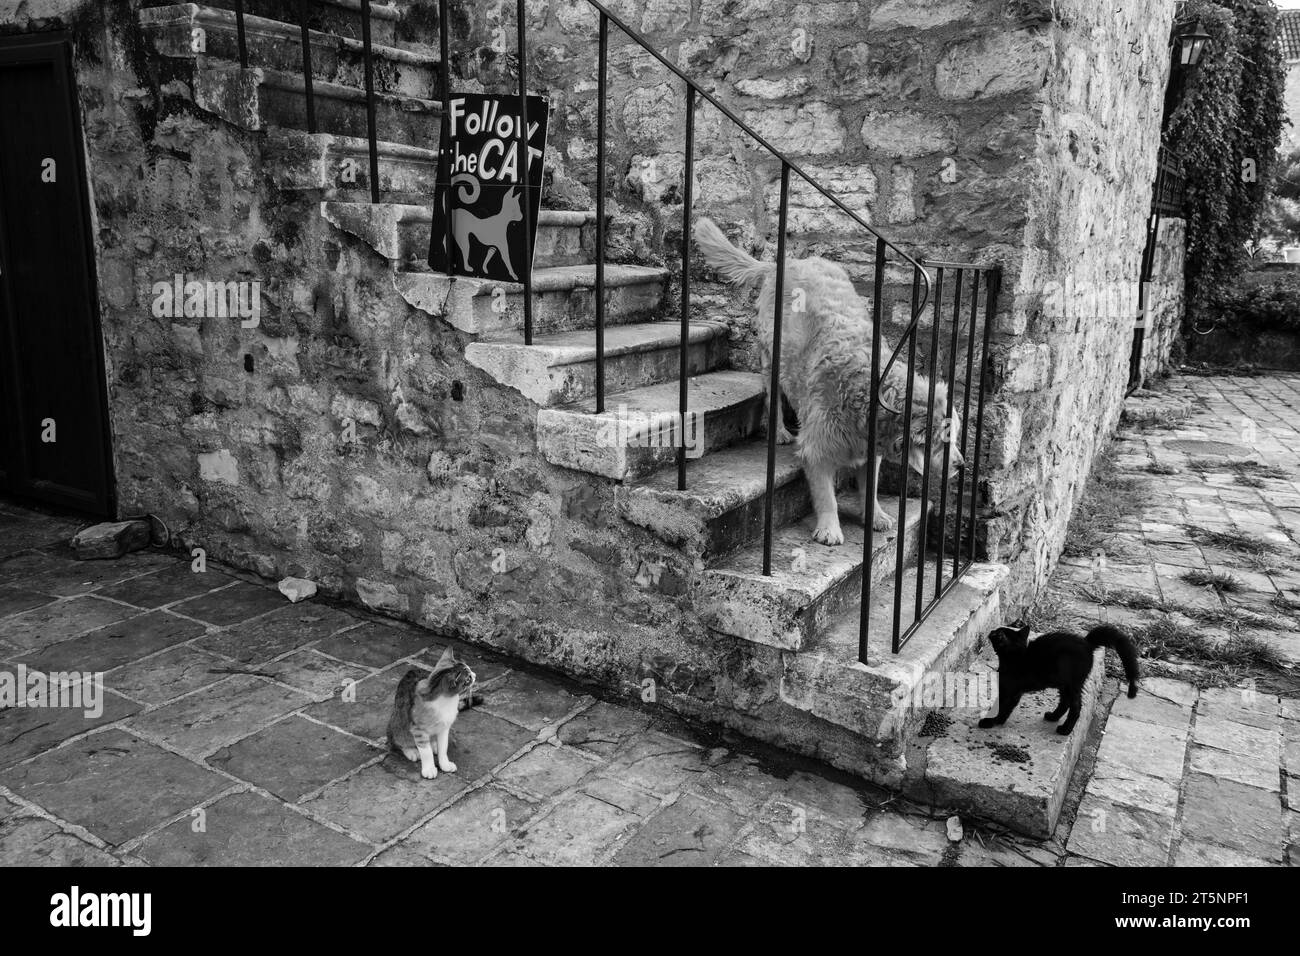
<box><xmin>386</xmin><ymin>646</ymin><xmax>478</xmax><ymax>779</ymax></box>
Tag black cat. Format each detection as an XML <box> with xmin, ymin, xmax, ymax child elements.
<box><xmin>978</xmin><ymin>623</ymin><xmax>1140</xmax><ymax>735</ymax></box>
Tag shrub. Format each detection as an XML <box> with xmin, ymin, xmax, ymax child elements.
<box><xmin>1216</xmin><ymin>273</ymin><xmax>1300</xmax><ymax>333</ymax></box>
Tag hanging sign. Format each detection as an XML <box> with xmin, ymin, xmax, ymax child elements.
<box><xmin>427</xmin><ymin>93</ymin><xmax>549</xmax><ymax>283</ymax></box>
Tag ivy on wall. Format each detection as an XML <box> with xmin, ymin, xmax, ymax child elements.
<box><xmin>1163</xmin><ymin>0</ymin><xmax>1286</xmax><ymax>326</ymax></box>
<box><xmin>1164</xmin><ymin>0</ymin><xmax>1284</xmax><ymax>325</ymax></box>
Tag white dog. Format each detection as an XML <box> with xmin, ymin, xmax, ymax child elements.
<box><xmin>695</xmin><ymin>218</ymin><xmax>961</xmax><ymax>546</ymax></box>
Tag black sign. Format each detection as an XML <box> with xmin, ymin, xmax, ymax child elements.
<box><xmin>428</xmin><ymin>93</ymin><xmax>549</xmax><ymax>283</ymax></box>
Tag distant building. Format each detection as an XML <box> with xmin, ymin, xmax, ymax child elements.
<box><xmin>1280</xmin><ymin>9</ymin><xmax>1300</xmax><ymax>149</ymax></box>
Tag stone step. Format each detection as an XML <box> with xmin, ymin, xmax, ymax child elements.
<box><xmin>536</xmin><ymin>370</ymin><xmax>765</xmax><ymax>481</ymax></box>
<box><xmin>185</xmin><ymin>0</ymin><xmax>403</xmax><ymax>45</ymax></box>
<box><xmin>189</xmin><ymin>61</ymin><xmax>440</xmax><ymax>143</ymax></box>
<box><xmin>393</xmin><ymin>264</ymin><xmax>669</xmax><ymax>337</ymax></box>
<box><xmin>140</xmin><ymin>3</ymin><xmax>440</xmax><ymax>100</ymax></box>
<box><xmin>264</xmin><ymin>128</ymin><xmax>437</xmax><ymax>202</ymax></box>
<box><xmin>692</xmin><ymin>496</ymin><xmax>927</xmax><ymax>651</ymax></box>
<box><xmin>464</xmin><ymin>321</ymin><xmax>730</xmax><ymax>407</ymax></box>
<box><xmin>320</xmin><ymin>202</ymin><xmax>598</xmax><ymax>271</ymax></box>
<box><xmin>618</xmin><ymin>439</ymin><xmax>813</xmax><ymax>559</ymax></box>
<box><xmin>779</xmin><ymin>561</ymin><xmax>1007</xmax><ymax>765</ymax></box>
<box><xmin>908</xmin><ymin>632</ymin><xmax>1106</xmax><ymax>839</ymax></box>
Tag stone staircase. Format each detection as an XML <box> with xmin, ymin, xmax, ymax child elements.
<box><xmin>137</xmin><ymin>0</ymin><xmax>1099</xmax><ymax>837</ymax></box>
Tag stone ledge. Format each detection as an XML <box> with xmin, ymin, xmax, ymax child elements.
<box><xmin>696</xmin><ymin>497</ymin><xmax>928</xmax><ymax>650</ymax></box>
<box><xmin>915</xmin><ymin>645</ymin><xmax>1106</xmax><ymax>839</ymax></box>
<box><xmin>781</xmin><ymin>561</ymin><xmax>1006</xmax><ymax>744</ymax></box>
<box><xmin>465</xmin><ymin>320</ymin><xmax>729</xmax><ymax>406</ymax></box>
<box><xmin>535</xmin><ymin>370</ymin><xmax>764</xmax><ymax>481</ymax></box>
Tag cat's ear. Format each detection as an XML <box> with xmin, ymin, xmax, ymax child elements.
<box><xmin>433</xmin><ymin>645</ymin><xmax>458</xmax><ymax>671</ymax></box>
<box><xmin>1015</xmin><ymin>624</ymin><xmax>1031</xmax><ymax>638</ymax></box>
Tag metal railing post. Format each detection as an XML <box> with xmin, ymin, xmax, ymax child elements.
<box><xmin>858</xmin><ymin>237</ymin><xmax>887</xmax><ymax>665</ymax></box>
<box><xmin>298</xmin><ymin>0</ymin><xmax>317</xmax><ymax>133</ymax></box>
<box><xmin>360</xmin><ymin>0</ymin><xmax>380</xmax><ymax>203</ymax></box>
<box><xmin>892</xmin><ymin>269</ymin><xmax>921</xmax><ymax>653</ymax></box>
<box><xmin>935</xmin><ymin>267</ymin><xmax>964</xmax><ymax>596</ymax></box>
<box><xmin>762</xmin><ymin>164</ymin><xmax>790</xmax><ymax>577</ymax></box>
<box><xmin>677</xmin><ymin>86</ymin><xmax>696</xmax><ymax>492</ymax></box>
<box><xmin>234</xmin><ymin>0</ymin><xmax>248</xmax><ymax>68</ymax></box>
<box><xmin>516</xmin><ymin>0</ymin><xmax>535</xmax><ymax>345</ymax></box>
<box><xmin>967</xmin><ymin>268</ymin><xmax>1001</xmax><ymax>565</ymax></box>
<box><xmin>913</xmin><ymin>266</ymin><xmax>943</xmax><ymax>621</ymax></box>
<box><xmin>954</xmin><ymin>269</ymin><xmax>980</xmax><ymax>577</ymax></box>
<box><xmin>594</xmin><ymin>13</ymin><xmax>608</xmax><ymax>413</ymax></box>
<box><xmin>434</xmin><ymin>0</ymin><xmax>454</xmax><ymax>277</ymax></box>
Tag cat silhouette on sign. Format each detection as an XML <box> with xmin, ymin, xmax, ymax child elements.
<box><xmin>447</xmin><ymin>173</ymin><xmax>523</xmax><ymax>280</ymax></box>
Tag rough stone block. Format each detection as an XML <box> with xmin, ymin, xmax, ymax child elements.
<box><xmin>861</xmin><ymin>110</ymin><xmax>956</xmax><ymax>157</ymax></box>
<box><xmin>935</xmin><ymin>32</ymin><xmax>1051</xmax><ymax>100</ymax></box>
<box><xmin>71</xmin><ymin>520</ymin><xmax>152</xmax><ymax>560</ymax></box>
<box><xmin>277</xmin><ymin>576</ymin><xmax>318</xmax><ymax>603</ymax></box>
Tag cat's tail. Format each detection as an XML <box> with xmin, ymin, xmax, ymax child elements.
<box><xmin>451</xmin><ymin>172</ymin><xmax>481</xmax><ymax>204</ymax></box>
<box><xmin>695</xmin><ymin>218</ymin><xmax>771</xmax><ymax>287</ymax></box>
<box><xmin>1086</xmin><ymin>624</ymin><xmax>1140</xmax><ymax>698</ymax></box>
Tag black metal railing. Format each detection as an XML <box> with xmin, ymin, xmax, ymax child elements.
<box><xmin>230</xmin><ymin>0</ymin><xmax>383</xmax><ymax>203</ymax></box>
<box><xmin>1152</xmin><ymin>145</ymin><xmax>1186</xmax><ymax>217</ymax></box>
<box><xmin>860</xmin><ymin>260</ymin><xmax>1001</xmax><ymax>656</ymax></box>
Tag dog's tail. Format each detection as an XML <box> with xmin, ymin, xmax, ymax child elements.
<box><xmin>695</xmin><ymin>217</ymin><xmax>771</xmax><ymax>287</ymax></box>
<box><xmin>1086</xmin><ymin>625</ymin><xmax>1140</xmax><ymax>698</ymax></box>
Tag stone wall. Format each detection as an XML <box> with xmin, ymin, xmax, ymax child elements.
<box><xmin>982</xmin><ymin>0</ymin><xmax>1178</xmax><ymax>608</ymax></box>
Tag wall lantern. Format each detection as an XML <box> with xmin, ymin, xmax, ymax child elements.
<box><xmin>1175</xmin><ymin>19</ymin><xmax>1211</xmax><ymax>68</ymax></box>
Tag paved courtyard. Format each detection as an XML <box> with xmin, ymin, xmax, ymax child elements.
<box><xmin>0</xmin><ymin>371</ymin><xmax>1296</xmax><ymax>866</ymax></box>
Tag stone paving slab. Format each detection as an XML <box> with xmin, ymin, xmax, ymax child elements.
<box><xmin>105</xmin><ymin>645</ymin><xmax>231</xmax><ymax>704</ymax></box>
<box><xmin>97</xmin><ymin>564</ymin><xmax>229</xmax><ymax>608</ymax></box>
<box><xmin>127</xmin><ymin>675</ymin><xmax>316</xmax><ymax>757</ymax></box>
<box><xmin>0</xmin><ymin>586</ymin><xmax>56</xmax><ymax>618</ymax></box>
<box><xmin>193</xmin><ymin>604</ymin><xmax>360</xmax><ymax>663</ymax></box>
<box><xmin>1179</xmin><ymin>772</ymin><xmax>1284</xmax><ymax>862</ymax></box>
<box><xmin>312</xmin><ymin>621</ymin><xmax>433</xmax><ymax>668</ymax></box>
<box><xmin>3</xmin><ymin>729</ymin><xmax>231</xmax><ymax>846</ymax></box>
<box><xmin>0</xmin><ymin>691</ymin><xmax>141</xmax><ymax>770</ymax></box>
<box><xmin>0</xmin><ymin>816</ymin><xmax>123</xmax><ymax>866</ymax></box>
<box><xmin>171</xmin><ymin>581</ymin><xmax>290</xmax><ymax>626</ymax></box>
<box><xmin>403</xmin><ymin>785</ymin><xmax>536</xmax><ymax>865</ymax></box>
<box><xmin>136</xmin><ymin>791</ymin><xmax>371</xmax><ymax>866</ymax></box>
<box><xmin>206</xmin><ymin>715</ymin><xmax>382</xmax><ymax>802</ymax></box>
<box><xmin>2</xmin><ymin>596</ymin><xmax>144</xmax><ymax>651</ymax></box>
<box><xmin>15</xmin><ymin>609</ymin><xmax>205</xmax><ymax>673</ymax></box>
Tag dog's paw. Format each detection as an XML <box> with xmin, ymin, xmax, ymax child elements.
<box><xmin>871</xmin><ymin>511</ymin><xmax>896</xmax><ymax>533</ymax></box>
<box><xmin>977</xmin><ymin>718</ymin><xmax>997</xmax><ymax>729</ymax></box>
<box><xmin>1055</xmin><ymin>725</ymin><xmax>1072</xmax><ymax>736</ymax></box>
<box><xmin>1043</xmin><ymin>712</ymin><xmax>1057</xmax><ymax>721</ymax></box>
<box><xmin>776</xmin><ymin>427</ymin><xmax>795</xmax><ymax>446</ymax></box>
<box><xmin>812</xmin><ymin>523</ymin><xmax>844</xmax><ymax>546</ymax></box>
